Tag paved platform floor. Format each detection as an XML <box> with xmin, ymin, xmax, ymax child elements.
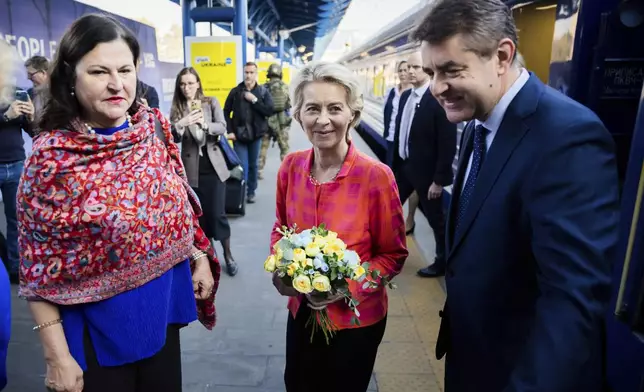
<box><xmin>4</xmin><ymin>124</ymin><xmax>445</xmax><ymax>391</ymax></box>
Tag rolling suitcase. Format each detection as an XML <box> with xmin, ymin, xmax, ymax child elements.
<box><xmin>225</xmin><ymin>165</ymin><xmax>246</xmax><ymax>216</ymax></box>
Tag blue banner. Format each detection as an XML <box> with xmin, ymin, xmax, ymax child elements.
<box><xmin>0</xmin><ymin>0</ymin><xmax>182</xmax><ymax>116</ymax></box>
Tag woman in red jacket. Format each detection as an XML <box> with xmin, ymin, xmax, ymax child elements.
<box><xmin>271</xmin><ymin>61</ymin><xmax>409</xmax><ymax>392</ymax></box>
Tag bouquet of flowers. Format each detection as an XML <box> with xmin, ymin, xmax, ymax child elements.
<box><xmin>265</xmin><ymin>224</ymin><xmax>396</xmax><ymax>344</ymax></box>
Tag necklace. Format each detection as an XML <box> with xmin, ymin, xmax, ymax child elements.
<box><xmin>85</xmin><ymin>114</ymin><xmax>132</xmax><ymax>134</ymax></box>
<box><xmin>309</xmin><ymin>164</ymin><xmax>342</xmax><ymax>186</ymax></box>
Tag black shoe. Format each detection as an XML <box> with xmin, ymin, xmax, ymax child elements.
<box><xmin>226</xmin><ymin>259</ymin><xmax>239</xmax><ymax>276</ymax></box>
<box><xmin>247</xmin><ymin>195</ymin><xmax>256</xmax><ymax>204</ymax></box>
<box><xmin>417</xmin><ymin>265</ymin><xmax>445</xmax><ymax>278</ymax></box>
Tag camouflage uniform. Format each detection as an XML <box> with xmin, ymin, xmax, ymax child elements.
<box><xmin>259</xmin><ymin>111</ymin><xmax>290</xmax><ymax>170</ymax></box>
<box><xmin>259</xmin><ymin>66</ymin><xmax>291</xmax><ymax>176</ymax></box>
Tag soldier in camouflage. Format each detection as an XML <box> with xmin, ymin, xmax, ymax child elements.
<box><xmin>259</xmin><ymin>63</ymin><xmax>291</xmax><ymax>179</ymax></box>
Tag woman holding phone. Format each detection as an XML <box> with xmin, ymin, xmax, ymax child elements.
<box><xmin>171</xmin><ymin>67</ymin><xmax>239</xmax><ymax>276</ymax></box>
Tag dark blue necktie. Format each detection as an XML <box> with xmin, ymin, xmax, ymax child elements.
<box><xmin>455</xmin><ymin>124</ymin><xmax>489</xmax><ymax>232</ymax></box>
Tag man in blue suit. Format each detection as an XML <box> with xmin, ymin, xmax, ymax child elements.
<box><xmin>414</xmin><ymin>0</ymin><xmax>620</xmax><ymax>390</ymax></box>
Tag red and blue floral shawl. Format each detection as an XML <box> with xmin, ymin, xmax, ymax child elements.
<box><xmin>17</xmin><ymin>107</ymin><xmax>221</xmax><ymax>330</ymax></box>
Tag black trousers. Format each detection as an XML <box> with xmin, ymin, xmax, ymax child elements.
<box><xmin>285</xmin><ymin>303</ymin><xmax>387</xmax><ymax>392</ymax></box>
<box><xmin>83</xmin><ymin>325</ymin><xmax>182</xmax><ymax>392</ymax></box>
<box><xmin>193</xmin><ymin>172</ymin><xmax>231</xmax><ymax>241</ymax></box>
<box><xmin>396</xmin><ymin>164</ymin><xmax>447</xmax><ymax>266</ymax></box>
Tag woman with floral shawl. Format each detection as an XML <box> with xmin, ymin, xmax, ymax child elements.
<box><xmin>17</xmin><ymin>14</ymin><xmax>220</xmax><ymax>392</ymax></box>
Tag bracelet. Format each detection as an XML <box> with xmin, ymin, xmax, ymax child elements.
<box><xmin>189</xmin><ymin>250</ymin><xmax>207</xmax><ymax>262</ymax></box>
<box><xmin>33</xmin><ymin>319</ymin><xmax>63</xmax><ymax>331</ymax></box>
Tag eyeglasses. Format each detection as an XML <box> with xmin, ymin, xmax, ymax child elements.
<box><xmin>27</xmin><ymin>70</ymin><xmax>43</xmax><ymax>80</ymax></box>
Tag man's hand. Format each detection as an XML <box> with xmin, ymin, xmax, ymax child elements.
<box><xmin>4</xmin><ymin>100</ymin><xmax>32</xmax><ymax>120</ymax></box>
<box><xmin>22</xmin><ymin>100</ymin><xmax>35</xmax><ymax>122</ymax></box>
<box><xmin>243</xmin><ymin>92</ymin><xmax>257</xmax><ymax>103</ymax></box>
<box><xmin>428</xmin><ymin>183</ymin><xmax>443</xmax><ymax>199</ymax></box>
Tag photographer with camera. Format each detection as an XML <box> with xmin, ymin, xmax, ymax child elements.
<box><xmin>1</xmin><ymin>55</ymin><xmax>34</xmax><ymax>285</ymax></box>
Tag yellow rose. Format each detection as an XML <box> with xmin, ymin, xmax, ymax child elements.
<box><xmin>314</xmin><ymin>235</ymin><xmax>328</xmax><ymax>246</ymax></box>
<box><xmin>293</xmin><ymin>274</ymin><xmax>313</xmax><ymax>294</ymax></box>
<box><xmin>263</xmin><ymin>255</ymin><xmax>276</xmax><ymax>272</ymax></box>
<box><xmin>323</xmin><ymin>242</ymin><xmax>338</xmax><ymax>256</ymax></box>
<box><xmin>305</xmin><ymin>258</ymin><xmax>314</xmax><ymax>267</ymax></box>
<box><xmin>329</xmin><ymin>238</ymin><xmax>347</xmax><ymax>251</ymax></box>
<box><xmin>287</xmin><ymin>262</ymin><xmax>299</xmax><ymax>277</ymax></box>
<box><xmin>312</xmin><ymin>275</ymin><xmax>331</xmax><ymax>292</ymax></box>
<box><xmin>323</xmin><ymin>240</ymin><xmax>345</xmax><ymax>259</ymax></box>
<box><xmin>305</xmin><ymin>242</ymin><xmax>321</xmax><ymax>257</ymax></box>
<box><xmin>326</xmin><ymin>231</ymin><xmax>338</xmax><ymax>240</ymax></box>
<box><xmin>293</xmin><ymin>248</ymin><xmax>306</xmax><ymax>264</ymax></box>
<box><xmin>353</xmin><ymin>265</ymin><xmax>366</xmax><ymax>279</ymax></box>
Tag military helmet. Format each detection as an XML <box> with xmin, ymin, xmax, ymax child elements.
<box><xmin>267</xmin><ymin>63</ymin><xmax>282</xmax><ymax>78</ymax></box>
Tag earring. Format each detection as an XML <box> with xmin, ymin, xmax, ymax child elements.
<box><xmin>71</xmin><ymin>90</ymin><xmax>75</xmax><ymax>96</ymax></box>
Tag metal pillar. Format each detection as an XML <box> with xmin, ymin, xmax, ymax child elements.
<box><xmin>233</xmin><ymin>0</ymin><xmax>248</xmax><ymax>65</ymax></box>
<box><xmin>182</xmin><ymin>0</ymin><xmax>196</xmax><ymax>65</ymax></box>
<box><xmin>278</xmin><ymin>36</ymin><xmax>284</xmax><ymax>65</ymax></box>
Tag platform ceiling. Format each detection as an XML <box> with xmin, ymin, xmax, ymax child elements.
<box><xmin>172</xmin><ymin>0</ymin><xmax>352</xmax><ymax>56</ymax></box>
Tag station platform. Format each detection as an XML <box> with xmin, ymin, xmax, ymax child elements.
<box><xmin>4</xmin><ymin>124</ymin><xmax>445</xmax><ymax>392</ymax></box>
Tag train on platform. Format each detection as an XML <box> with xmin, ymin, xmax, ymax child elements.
<box><xmin>339</xmin><ymin>0</ymin><xmax>644</xmax><ymax>390</ymax></box>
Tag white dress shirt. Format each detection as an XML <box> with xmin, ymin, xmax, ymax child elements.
<box><xmin>386</xmin><ymin>86</ymin><xmax>405</xmax><ymax>142</ymax></box>
<box><xmin>461</xmin><ymin>68</ymin><xmax>530</xmax><ymax>189</ymax></box>
<box><xmin>398</xmin><ymin>80</ymin><xmax>431</xmax><ymax>160</ymax></box>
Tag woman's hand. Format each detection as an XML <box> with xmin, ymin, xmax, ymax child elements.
<box><xmin>272</xmin><ymin>272</ymin><xmax>299</xmax><ymax>297</ymax></box>
<box><xmin>192</xmin><ymin>256</ymin><xmax>214</xmax><ymax>300</ymax></box>
<box><xmin>306</xmin><ymin>291</ymin><xmax>344</xmax><ymax>310</ymax></box>
<box><xmin>44</xmin><ymin>353</ymin><xmax>84</xmax><ymax>392</ymax></box>
<box><xmin>194</xmin><ymin>111</ymin><xmax>206</xmax><ymax>129</ymax></box>
<box><xmin>177</xmin><ymin>109</ymin><xmax>202</xmax><ymax>128</ymax></box>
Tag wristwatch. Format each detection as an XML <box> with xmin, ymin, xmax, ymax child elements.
<box><xmin>252</xmin><ymin>97</ymin><xmax>258</xmax><ymax>104</ymax></box>
<box><xmin>1</xmin><ymin>112</ymin><xmax>9</xmax><ymax>122</ymax></box>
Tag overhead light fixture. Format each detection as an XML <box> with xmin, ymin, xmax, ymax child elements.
<box><xmin>536</xmin><ymin>4</ymin><xmax>557</xmax><ymax>11</ymax></box>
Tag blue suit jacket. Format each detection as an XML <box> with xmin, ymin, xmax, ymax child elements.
<box><xmin>383</xmin><ymin>87</ymin><xmax>396</xmax><ymax>141</ymax></box>
<box><xmin>438</xmin><ymin>74</ymin><xmax>620</xmax><ymax>391</ymax></box>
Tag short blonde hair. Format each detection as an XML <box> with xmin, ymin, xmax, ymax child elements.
<box><xmin>0</xmin><ymin>40</ymin><xmax>18</xmax><ymax>106</ymax></box>
<box><xmin>291</xmin><ymin>61</ymin><xmax>364</xmax><ymax>130</ymax></box>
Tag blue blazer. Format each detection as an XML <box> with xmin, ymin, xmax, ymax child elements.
<box><xmin>438</xmin><ymin>74</ymin><xmax>620</xmax><ymax>391</ymax></box>
<box><xmin>383</xmin><ymin>87</ymin><xmax>396</xmax><ymax>141</ymax></box>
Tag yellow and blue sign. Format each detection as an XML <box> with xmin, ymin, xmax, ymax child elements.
<box><xmin>185</xmin><ymin>36</ymin><xmax>242</xmax><ymax>107</ymax></box>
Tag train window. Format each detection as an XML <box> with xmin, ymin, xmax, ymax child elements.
<box><xmin>619</xmin><ymin>0</ymin><xmax>644</xmax><ymax>28</ymax></box>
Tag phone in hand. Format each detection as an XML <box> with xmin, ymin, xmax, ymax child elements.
<box><xmin>15</xmin><ymin>90</ymin><xmax>30</xmax><ymax>102</ymax></box>
<box><xmin>190</xmin><ymin>100</ymin><xmax>202</xmax><ymax>111</ymax></box>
